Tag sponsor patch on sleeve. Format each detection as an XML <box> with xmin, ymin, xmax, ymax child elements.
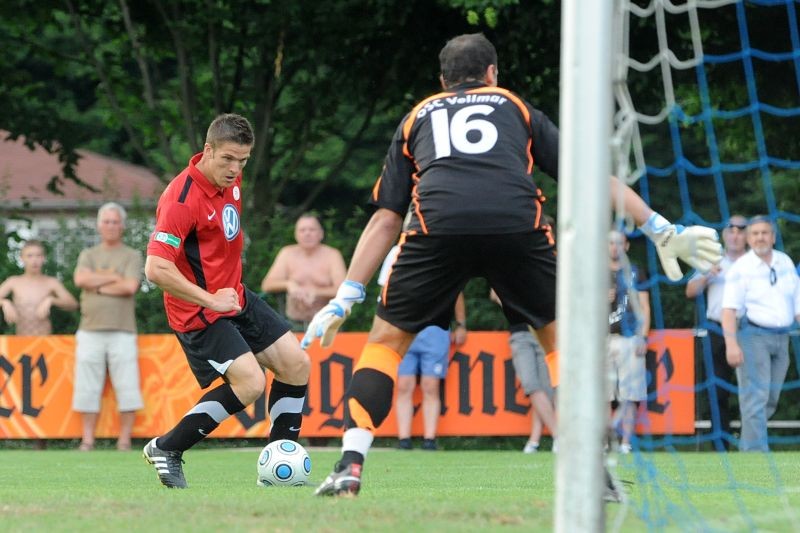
<box><xmin>154</xmin><ymin>231</ymin><xmax>181</xmax><ymax>248</ymax></box>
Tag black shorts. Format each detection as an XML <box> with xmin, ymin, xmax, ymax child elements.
<box><xmin>175</xmin><ymin>287</ymin><xmax>292</xmax><ymax>388</ymax></box>
<box><xmin>378</xmin><ymin>231</ymin><xmax>556</xmax><ymax>333</ymax></box>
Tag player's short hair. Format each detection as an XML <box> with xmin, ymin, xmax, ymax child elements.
<box><xmin>439</xmin><ymin>33</ymin><xmax>497</xmax><ymax>88</ymax></box>
<box><xmin>97</xmin><ymin>202</ymin><xmax>127</xmax><ymax>227</ymax></box>
<box><xmin>206</xmin><ymin>113</ymin><xmax>255</xmax><ymax>148</ymax></box>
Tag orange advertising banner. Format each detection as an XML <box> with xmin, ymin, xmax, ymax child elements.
<box><xmin>0</xmin><ymin>331</ymin><xmax>694</xmax><ymax>439</ymax></box>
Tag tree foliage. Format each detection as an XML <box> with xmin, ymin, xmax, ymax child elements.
<box><xmin>1</xmin><ymin>0</ymin><xmax>798</xmax><ymax>336</ymax></box>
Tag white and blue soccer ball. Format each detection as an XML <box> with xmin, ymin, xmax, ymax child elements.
<box><xmin>256</xmin><ymin>439</ymin><xmax>311</xmax><ymax>487</ymax></box>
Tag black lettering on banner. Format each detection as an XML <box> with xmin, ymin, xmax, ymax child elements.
<box><xmin>646</xmin><ymin>347</ymin><xmax>674</xmax><ymax>415</ymax></box>
<box><xmin>452</xmin><ymin>350</ymin><xmax>497</xmax><ymax>416</ymax></box>
<box><xmin>0</xmin><ymin>355</ymin><xmax>14</xmax><ymax>418</ymax></box>
<box><xmin>20</xmin><ymin>353</ymin><xmax>47</xmax><ymax>417</ymax></box>
<box><xmin>438</xmin><ymin>372</ymin><xmax>447</xmax><ymax>416</ymax></box>
<box><xmin>504</xmin><ymin>359</ymin><xmax>529</xmax><ymax>415</ymax></box>
<box><xmin>318</xmin><ymin>353</ymin><xmax>353</xmax><ymax>430</ymax></box>
<box><xmin>235</xmin><ymin>390</ymin><xmax>266</xmax><ymax>430</ymax></box>
<box><xmin>478</xmin><ymin>351</ymin><xmax>497</xmax><ymax>415</ymax></box>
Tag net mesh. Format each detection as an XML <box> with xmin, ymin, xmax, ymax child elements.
<box><xmin>609</xmin><ymin>0</ymin><xmax>800</xmax><ymax>529</ymax></box>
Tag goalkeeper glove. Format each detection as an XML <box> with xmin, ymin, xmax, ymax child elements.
<box><xmin>301</xmin><ymin>280</ymin><xmax>366</xmax><ymax>349</ymax></box>
<box><xmin>640</xmin><ymin>212</ymin><xmax>722</xmax><ymax>281</ymax></box>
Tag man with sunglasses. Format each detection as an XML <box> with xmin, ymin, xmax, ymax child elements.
<box><xmin>721</xmin><ymin>215</ymin><xmax>800</xmax><ymax>451</ymax></box>
<box><xmin>686</xmin><ymin>215</ymin><xmax>748</xmax><ymax>451</ymax></box>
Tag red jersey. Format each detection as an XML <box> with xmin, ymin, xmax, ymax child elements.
<box><xmin>147</xmin><ymin>153</ymin><xmax>245</xmax><ymax>332</ymax></box>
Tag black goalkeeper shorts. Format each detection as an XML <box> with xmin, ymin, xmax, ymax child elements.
<box><xmin>377</xmin><ymin>231</ymin><xmax>557</xmax><ymax>333</ymax></box>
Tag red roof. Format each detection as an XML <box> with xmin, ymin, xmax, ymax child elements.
<box><xmin>0</xmin><ymin>131</ymin><xmax>164</xmax><ymax>208</ymax></box>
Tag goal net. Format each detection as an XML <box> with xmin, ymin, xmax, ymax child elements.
<box><xmin>605</xmin><ymin>0</ymin><xmax>800</xmax><ymax>530</ymax></box>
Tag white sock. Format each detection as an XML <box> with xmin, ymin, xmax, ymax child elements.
<box><xmin>342</xmin><ymin>427</ymin><xmax>374</xmax><ymax>458</ymax></box>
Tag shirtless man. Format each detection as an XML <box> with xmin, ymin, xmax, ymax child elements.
<box><xmin>0</xmin><ymin>240</ymin><xmax>78</xmax><ymax>335</ymax></box>
<box><xmin>261</xmin><ymin>214</ymin><xmax>347</xmax><ymax>329</ymax></box>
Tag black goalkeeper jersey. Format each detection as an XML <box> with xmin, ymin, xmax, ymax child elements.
<box><xmin>370</xmin><ymin>81</ymin><xmax>559</xmax><ymax>235</ymax></box>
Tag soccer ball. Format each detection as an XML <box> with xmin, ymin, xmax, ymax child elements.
<box><xmin>256</xmin><ymin>439</ymin><xmax>311</xmax><ymax>487</ymax></box>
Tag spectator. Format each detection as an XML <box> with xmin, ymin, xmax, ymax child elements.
<box><xmin>72</xmin><ymin>203</ymin><xmax>144</xmax><ymax>452</ymax></box>
<box><xmin>261</xmin><ymin>213</ymin><xmax>347</xmax><ymax>330</ymax></box>
<box><xmin>685</xmin><ymin>214</ymin><xmax>748</xmax><ymax>450</ymax></box>
<box><xmin>0</xmin><ymin>240</ymin><xmax>78</xmax><ymax>335</ymax></box>
<box><xmin>0</xmin><ymin>240</ymin><xmax>79</xmax><ymax>451</ymax></box>
<box><xmin>378</xmin><ymin>245</ymin><xmax>467</xmax><ymax>451</ymax></box>
<box><xmin>722</xmin><ymin>215</ymin><xmax>800</xmax><ymax>451</ymax></box>
<box><xmin>490</xmin><ymin>288</ymin><xmax>557</xmax><ymax>453</ymax></box>
<box><xmin>607</xmin><ymin>230</ymin><xmax>650</xmax><ymax>454</ymax></box>
<box><xmin>143</xmin><ymin>114</ymin><xmax>310</xmax><ymax>489</ymax></box>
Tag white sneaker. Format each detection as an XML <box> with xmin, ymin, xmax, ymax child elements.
<box><xmin>523</xmin><ymin>441</ymin><xmax>539</xmax><ymax>453</ymax></box>
<box><xmin>619</xmin><ymin>443</ymin><xmax>632</xmax><ymax>454</ymax></box>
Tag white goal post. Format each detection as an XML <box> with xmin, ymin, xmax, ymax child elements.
<box><xmin>555</xmin><ymin>0</ymin><xmax>614</xmax><ymax>531</ymax></box>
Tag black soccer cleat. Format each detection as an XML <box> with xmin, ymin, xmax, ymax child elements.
<box><xmin>143</xmin><ymin>437</ymin><xmax>188</xmax><ymax>489</ymax></box>
<box><xmin>314</xmin><ymin>462</ymin><xmax>362</xmax><ymax>496</ymax></box>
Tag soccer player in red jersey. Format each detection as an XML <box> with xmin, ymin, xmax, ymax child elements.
<box><xmin>142</xmin><ymin>114</ymin><xmax>310</xmax><ymax>488</ymax></box>
<box><xmin>302</xmin><ymin>33</ymin><xmax>721</xmax><ymax>497</ymax></box>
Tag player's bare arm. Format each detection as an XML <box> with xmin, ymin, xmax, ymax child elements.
<box><xmin>345</xmin><ymin>208</ymin><xmax>404</xmax><ymax>285</ymax></box>
<box><xmin>321</xmin><ymin>248</ymin><xmax>347</xmax><ymax>299</ymax></box>
<box><xmin>145</xmin><ymin>255</ymin><xmax>241</xmax><ymax>313</ymax></box>
<box><xmin>611</xmin><ymin>176</ymin><xmax>653</xmax><ymax>226</ymax></box>
<box><xmin>613</xmin><ymin>176</ymin><xmax>723</xmax><ymax>280</ymax></box>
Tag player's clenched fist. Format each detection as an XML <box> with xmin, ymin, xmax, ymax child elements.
<box><xmin>208</xmin><ymin>287</ymin><xmax>241</xmax><ymax>313</ymax></box>
<box><xmin>640</xmin><ymin>212</ymin><xmax>723</xmax><ymax>281</ymax></box>
<box><xmin>301</xmin><ymin>280</ymin><xmax>366</xmax><ymax>349</ymax></box>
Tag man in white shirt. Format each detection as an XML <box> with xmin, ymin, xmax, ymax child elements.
<box><xmin>721</xmin><ymin>216</ymin><xmax>800</xmax><ymax>451</ymax></box>
<box><xmin>686</xmin><ymin>215</ymin><xmax>748</xmax><ymax>451</ymax></box>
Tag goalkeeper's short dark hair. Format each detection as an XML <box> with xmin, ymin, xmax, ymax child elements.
<box><xmin>439</xmin><ymin>33</ymin><xmax>497</xmax><ymax>88</ymax></box>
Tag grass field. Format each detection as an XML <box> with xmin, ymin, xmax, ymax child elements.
<box><xmin>1</xmin><ymin>446</ymin><xmax>798</xmax><ymax>532</ymax></box>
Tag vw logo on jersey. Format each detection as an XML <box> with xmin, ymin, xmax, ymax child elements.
<box><xmin>222</xmin><ymin>204</ymin><xmax>240</xmax><ymax>241</ymax></box>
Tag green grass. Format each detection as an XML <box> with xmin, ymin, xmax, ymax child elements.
<box><xmin>1</xmin><ymin>447</ymin><xmax>798</xmax><ymax>532</ymax></box>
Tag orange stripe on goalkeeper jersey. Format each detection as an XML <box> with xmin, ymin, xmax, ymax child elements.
<box><xmin>466</xmin><ymin>87</ymin><xmax>534</xmax><ymax>173</ymax></box>
<box><xmin>380</xmin><ymin>234</ymin><xmax>407</xmax><ymax>306</ymax></box>
<box><xmin>533</xmin><ymin>199</ymin><xmax>542</xmax><ymax>228</ymax></box>
<box><xmin>410</xmin><ymin>183</ymin><xmax>429</xmax><ymax>234</ymax></box>
<box><xmin>401</xmin><ymin>90</ymin><xmax>456</xmax><ymax>140</ymax></box>
<box><xmin>545</xmin><ymin>350</ymin><xmax>559</xmax><ymax>388</ymax></box>
<box><xmin>354</xmin><ymin>342</ymin><xmax>402</xmax><ymax>378</ymax></box>
<box><xmin>348</xmin><ymin>397</ymin><xmax>376</xmax><ymax>431</ymax></box>
<box><xmin>371</xmin><ymin>169</ymin><xmax>384</xmax><ymax>202</ymax></box>
<box><xmin>543</xmin><ymin>222</ymin><xmax>555</xmax><ymax>246</ymax></box>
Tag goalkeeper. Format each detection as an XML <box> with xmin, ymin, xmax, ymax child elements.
<box><xmin>303</xmin><ymin>32</ymin><xmax>722</xmax><ymax>497</ymax></box>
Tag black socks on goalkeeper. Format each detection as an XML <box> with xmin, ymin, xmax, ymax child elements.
<box><xmin>157</xmin><ymin>382</ymin><xmax>245</xmax><ymax>452</ymax></box>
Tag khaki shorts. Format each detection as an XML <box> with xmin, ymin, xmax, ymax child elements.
<box><xmin>606</xmin><ymin>333</ymin><xmax>647</xmax><ymax>402</ymax></box>
<box><xmin>72</xmin><ymin>330</ymin><xmax>143</xmax><ymax>413</ymax></box>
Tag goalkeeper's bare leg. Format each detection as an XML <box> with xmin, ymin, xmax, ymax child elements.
<box><xmin>315</xmin><ymin>317</ymin><xmax>415</xmax><ymax>496</ymax></box>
